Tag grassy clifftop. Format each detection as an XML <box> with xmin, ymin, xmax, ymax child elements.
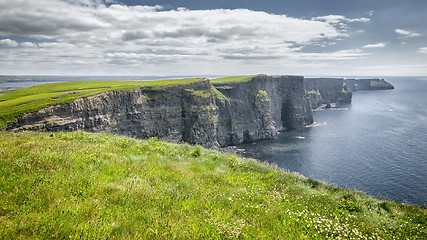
<box><xmin>210</xmin><ymin>75</ymin><xmax>260</xmax><ymax>84</ymax></box>
<box><xmin>1</xmin><ymin>131</ymin><xmax>425</xmax><ymax>239</ymax></box>
<box><xmin>0</xmin><ymin>78</ymin><xmax>203</xmax><ymax>128</ymax></box>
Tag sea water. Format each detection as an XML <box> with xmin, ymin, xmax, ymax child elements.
<box><xmin>238</xmin><ymin>77</ymin><xmax>427</xmax><ymax>207</ymax></box>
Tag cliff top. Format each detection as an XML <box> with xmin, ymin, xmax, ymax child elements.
<box><xmin>210</xmin><ymin>74</ymin><xmax>261</xmax><ymax>84</ymax></box>
<box><xmin>0</xmin><ymin>78</ymin><xmax>203</xmax><ymax>128</ymax></box>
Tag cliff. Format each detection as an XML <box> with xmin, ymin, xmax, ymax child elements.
<box><xmin>344</xmin><ymin>78</ymin><xmax>394</xmax><ymax>92</ymax></box>
<box><xmin>213</xmin><ymin>75</ymin><xmax>313</xmax><ymax>146</ymax></box>
<box><xmin>5</xmin><ymin>76</ymin><xmax>313</xmax><ymax>148</ymax></box>
<box><xmin>5</xmin><ymin>80</ymin><xmax>220</xmax><ymax>148</ymax></box>
<box><xmin>304</xmin><ymin>78</ymin><xmax>352</xmax><ymax>109</ymax></box>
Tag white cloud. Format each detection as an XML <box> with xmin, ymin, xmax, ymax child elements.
<box><xmin>418</xmin><ymin>47</ymin><xmax>427</xmax><ymax>54</ymax></box>
<box><xmin>0</xmin><ymin>38</ymin><xmax>19</xmax><ymax>47</ymax></box>
<box><xmin>20</xmin><ymin>42</ymin><xmax>38</xmax><ymax>48</ymax></box>
<box><xmin>0</xmin><ymin>0</ymin><xmax>372</xmax><ymax>75</ymax></box>
<box><xmin>362</xmin><ymin>42</ymin><xmax>386</xmax><ymax>48</ymax></box>
<box><xmin>312</xmin><ymin>15</ymin><xmax>370</xmax><ymax>24</ymax></box>
<box><xmin>296</xmin><ymin>49</ymin><xmax>369</xmax><ymax>61</ymax></box>
<box><xmin>395</xmin><ymin>29</ymin><xmax>422</xmax><ymax>37</ymax></box>
<box><xmin>347</xmin><ymin>17</ymin><xmax>370</xmax><ymax>23</ymax></box>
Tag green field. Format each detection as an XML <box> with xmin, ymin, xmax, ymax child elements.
<box><xmin>0</xmin><ymin>79</ymin><xmax>202</xmax><ymax>128</ymax></box>
<box><xmin>1</xmin><ymin>131</ymin><xmax>425</xmax><ymax>239</ymax></box>
<box><xmin>210</xmin><ymin>75</ymin><xmax>260</xmax><ymax>84</ymax></box>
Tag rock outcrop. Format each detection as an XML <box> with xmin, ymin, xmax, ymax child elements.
<box><xmin>304</xmin><ymin>78</ymin><xmax>352</xmax><ymax>109</ymax></box>
<box><xmin>7</xmin><ymin>76</ymin><xmax>313</xmax><ymax>148</ymax></box>
<box><xmin>344</xmin><ymin>78</ymin><xmax>394</xmax><ymax>92</ymax></box>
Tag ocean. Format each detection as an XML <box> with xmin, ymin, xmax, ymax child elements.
<box><xmin>237</xmin><ymin>77</ymin><xmax>427</xmax><ymax>207</ymax></box>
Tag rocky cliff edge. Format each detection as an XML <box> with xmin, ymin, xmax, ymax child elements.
<box><xmin>6</xmin><ymin>76</ymin><xmax>315</xmax><ymax>148</ymax></box>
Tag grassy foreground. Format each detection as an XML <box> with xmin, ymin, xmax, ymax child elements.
<box><xmin>0</xmin><ymin>132</ymin><xmax>426</xmax><ymax>239</ymax></box>
<box><xmin>0</xmin><ymin>79</ymin><xmax>202</xmax><ymax>128</ymax></box>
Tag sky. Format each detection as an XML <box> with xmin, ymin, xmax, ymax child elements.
<box><xmin>0</xmin><ymin>0</ymin><xmax>426</xmax><ymax>77</ymax></box>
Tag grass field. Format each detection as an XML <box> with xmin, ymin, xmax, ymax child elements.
<box><xmin>210</xmin><ymin>75</ymin><xmax>260</xmax><ymax>84</ymax></box>
<box><xmin>1</xmin><ymin>131</ymin><xmax>425</xmax><ymax>239</ymax></box>
<box><xmin>0</xmin><ymin>79</ymin><xmax>202</xmax><ymax>128</ymax></box>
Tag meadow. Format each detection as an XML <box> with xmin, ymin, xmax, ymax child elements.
<box><xmin>0</xmin><ymin>131</ymin><xmax>425</xmax><ymax>239</ymax></box>
<box><xmin>210</xmin><ymin>75</ymin><xmax>259</xmax><ymax>84</ymax></box>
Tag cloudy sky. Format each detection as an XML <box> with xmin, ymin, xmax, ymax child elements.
<box><xmin>0</xmin><ymin>0</ymin><xmax>426</xmax><ymax>76</ymax></box>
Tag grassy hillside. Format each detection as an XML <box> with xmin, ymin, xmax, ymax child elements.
<box><xmin>0</xmin><ymin>131</ymin><xmax>425</xmax><ymax>239</ymax></box>
<box><xmin>0</xmin><ymin>78</ymin><xmax>202</xmax><ymax>128</ymax></box>
<box><xmin>210</xmin><ymin>75</ymin><xmax>260</xmax><ymax>84</ymax></box>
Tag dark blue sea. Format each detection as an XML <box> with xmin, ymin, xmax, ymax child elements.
<box><xmin>238</xmin><ymin>77</ymin><xmax>427</xmax><ymax>207</ymax></box>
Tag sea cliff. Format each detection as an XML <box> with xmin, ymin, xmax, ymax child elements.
<box><xmin>213</xmin><ymin>75</ymin><xmax>313</xmax><ymax>146</ymax></box>
<box><xmin>4</xmin><ymin>76</ymin><xmax>313</xmax><ymax>148</ymax></box>
<box><xmin>344</xmin><ymin>78</ymin><xmax>395</xmax><ymax>92</ymax></box>
<box><xmin>304</xmin><ymin>78</ymin><xmax>352</xmax><ymax>109</ymax></box>
<box><xmin>2</xmin><ymin>76</ymin><xmax>394</xmax><ymax>148</ymax></box>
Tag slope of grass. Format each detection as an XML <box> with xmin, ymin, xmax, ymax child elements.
<box><xmin>210</xmin><ymin>75</ymin><xmax>261</xmax><ymax>84</ymax></box>
<box><xmin>0</xmin><ymin>131</ymin><xmax>425</xmax><ymax>239</ymax></box>
<box><xmin>0</xmin><ymin>79</ymin><xmax>202</xmax><ymax>128</ymax></box>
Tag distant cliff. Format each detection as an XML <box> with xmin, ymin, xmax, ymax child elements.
<box><xmin>344</xmin><ymin>78</ymin><xmax>394</xmax><ymax>92</ymax></box>
<box><xmin>6</xmin><ymin>76</ymin><xmax>313</xmax><ymax>148</ymax></box>
<box><xmin>304</xmin><ymin>78</ymin><xmax>352</xmax><ymax>109</ymax></box>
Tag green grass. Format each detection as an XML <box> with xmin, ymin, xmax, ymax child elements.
<box><xmin>1</xmin><ymin>131</ymin><xmax>425</xmax><ymax>239</ymax></box>
<box><xmin>256</xmin><ymin>90</ymin><xmax>270</xmax><ymax>102</ymax></box>
<box><xmin>184</xmin><ymin>88</ymin><xmax>212</xmax><ymax>99</ymax></box>
<box><xmin>210</xmin><ymin>75</ymin><xmax>261</xmax><ymax>84</ymax></box>
<box><xmin>0</xmin><ymin>79</ymin><xmax>202</xmax><ymax>128</ymax></box>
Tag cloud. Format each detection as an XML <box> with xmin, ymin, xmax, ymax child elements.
<box><xmin>395</xmin><ymin>29</ymin><xmax>422</xmax><ymax>37</ymax></box>
<box><xmin>296</xmin><ymin>49</ymin><xmax>369</xmax><ymax>61</ymax></box>
<box><xmin>0</xmin><ymin>0</ymin><xmax>107</xmax><ymax>37</ymax></box>
<box><xmin>0</xmin><ymin>38</ymin><xmax>19</xmax><ymax>47</ymax></box>
<box><xmin>418</xmin><ymin>47</ymin><xmax>427</xmax><ymax>54</ymax></box>
<box><xmin>347</xmin><ymin>17</ymin><xmax>370</xmax><ymax>23</ymax></box>
<box><xmin>312</xmin><ymin>15</ymin><xmax>369</xmax><ymax>24</ymax></box>
<box><xmin>20</xmin><ymin>42</ymin><xmax>38</xmax><ymax>48</ymax></box>
<box><xmin>362</xmin><ymin>42</ymin><xmax>386</xmax><ymax>48</ymax></box>
<box><xmin>0</xmin><ymin>0</ymin><xmax>371</xmax><ymax>75</ymax></box>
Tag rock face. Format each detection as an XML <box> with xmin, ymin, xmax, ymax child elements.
<box><xmin>304</xmin><ymin>78</ymin><xmax>352</xmax><ymax>109</ymax></box>
<box><xmin>344</xmin><ymin>78</ymin><xmax>394</xmax><ymax>92</ymax></box>
<box><xmin>7</xmin><ymin>76</ymin><xmax>313</xmax><ymax>148</ymax></box>
<box><xmin>214</xmin><ymin>75</ymin><xmax>313</xmax><ymax>146</ymax></box>
<box><xmin>7</xmin><ymin>80</ymin><xmax>220</xmax><ymax>148</ymax></box>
